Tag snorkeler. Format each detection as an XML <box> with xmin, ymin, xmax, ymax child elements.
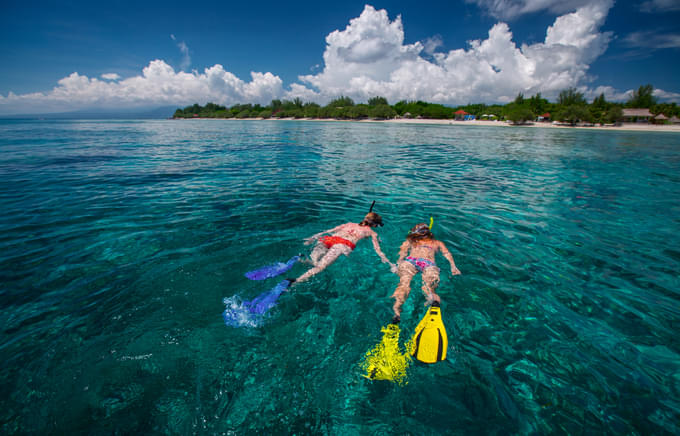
<box><xmin>391</xmin><ymin>220</ymin><xmax>460</xmax><ymax>323</ymax></box>
<box><xmin>293</xmin><ymin>203</ymin><xmax>396</xmax><ymax>283</ymax></box>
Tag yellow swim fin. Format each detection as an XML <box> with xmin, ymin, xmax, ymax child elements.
<box><xmin>409</xmin><ymin>302</ymin><xmax>447</xmax><ymax>364</ymax></box>
<box><xmin>360</xmin><ymin>323</ymin><xmax>411</xmax><ymax>384</ymax></box>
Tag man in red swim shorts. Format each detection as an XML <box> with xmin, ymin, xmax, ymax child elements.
<box><xmin>294</xmin><ymin>208</ymin><xmax>395</xmax><ymax>283</ymax></box>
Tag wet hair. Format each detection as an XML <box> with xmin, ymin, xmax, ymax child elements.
<box><xmin>407</xmin><ymin>222</ymin><xmax>433</xmax><ymax>241</ymax></box>
<box><xmin>360</xmin><ymin>212</ymin><xmax>383</xmax><ymax>227</ymax></box>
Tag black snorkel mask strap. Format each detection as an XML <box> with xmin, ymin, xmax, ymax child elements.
<box><xmin>369</xmin><ymin>200</ymin><xmax>375</xmax><ymax>213</ymax></box>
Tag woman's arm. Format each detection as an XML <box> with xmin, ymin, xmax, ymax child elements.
<box><xmin>439</xmin><ymin>241</ymin><xmax>461</xmax><ymax>275</ymax></box>
<box><xmin>396</xmin><ymin>240</ymin><xmax>410</xmax><ymax>264</ymax></box>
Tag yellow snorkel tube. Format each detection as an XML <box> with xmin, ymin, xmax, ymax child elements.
<box><xmin>429</xmin><ymin>216</ymin><xmax>433</xmax><ymax>230</ymax></box>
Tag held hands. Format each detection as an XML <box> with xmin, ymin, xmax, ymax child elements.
<box><xmin>451</xmin><ymin>266</ymin><xmax>461</xmax><ymax>276</ymax></box>
<box><xmin>381</xmin><ymin>258</ymin><xmax>398</xmax><ymax>274</ymax></box>
<box><xmin>303</xmin><ymin>236</ymin><xmax>317</xmax><ymax>245</ymax></box>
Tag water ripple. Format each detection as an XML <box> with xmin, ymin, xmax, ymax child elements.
<box><xmin>0</xmin><ymin>119</ymin><xmax>679</xmax><ymax>434</ymax></box>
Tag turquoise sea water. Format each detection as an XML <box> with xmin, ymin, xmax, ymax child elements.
<box><xmin>1</xmin><ymin>119</ymin><xmax>679</xmax><ymax>434</ymax></box>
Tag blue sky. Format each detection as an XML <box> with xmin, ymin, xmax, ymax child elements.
<box><xmin>0</xmin><ymin>0</ymin><xmax>679</xmax><ymax>113</ymax></box>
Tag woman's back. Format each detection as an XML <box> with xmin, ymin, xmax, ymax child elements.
<box><xmin>407</xmin><ymin>238</ymin><xmax>439</xmax><ymax>261</ymax></box>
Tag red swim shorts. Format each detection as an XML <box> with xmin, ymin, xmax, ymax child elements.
<box><xmin>320</xmin><ymin>235</ymin><xmax>356</xmax><ymax>250</ymax></box>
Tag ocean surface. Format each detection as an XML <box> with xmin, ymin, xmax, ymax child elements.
<box><xmin>1</xmin><ymin>119</ymin><xmax>679</xmax><ymax>435</ymax></box>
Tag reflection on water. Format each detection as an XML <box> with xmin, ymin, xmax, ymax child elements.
<box><xmin>0</xmin><ymin>119</ymin><xmax>679</xmax><ymax>434</ymax></box>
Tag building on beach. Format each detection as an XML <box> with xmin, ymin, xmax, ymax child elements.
<box><xmin>480</xmin><ymin>114</ymin><xmax>498</xmax><ymax>120</ymax></box>
<box><xmin>454</xmin><ymin>109</ymin><xmax>468</xmax><ymax>121</ymax></box>
<box><xmin>653</xmin><ymin>113</ymin><xmax>668</xmax><ymax>124</ymax></box>
<box><xmin>622</xmin><ymin>108</ymin><xmax>653</xmax><ymax>123</ymax></box>
<box><xmin>670</xmin><ymin>116</ymin><xmax>680</xmax><ymax>124</ymax></box>
<box><xmin>537</xmin><ymin>112</ymin><xmax>551</xmax><ymax>122</ymax></box>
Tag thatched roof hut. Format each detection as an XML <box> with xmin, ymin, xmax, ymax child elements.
<box><xmin>622</xmin><ymin>108</ymin><xmax>653</xmax><ymax>122</ymax></box>
<box><xmin>623</xmin><ymin>108</ymin><xmax>653</xmax><ymax>117</ymax></box>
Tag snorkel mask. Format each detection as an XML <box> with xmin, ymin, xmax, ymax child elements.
<box><xmin>407</xmin><ymin>217</ymin><xmax>433</xmax><ymax>238</ymax></box>
<box><xmin>361</xmin><ymin>201</ymin><xmax>384</xmax><ymax>227</ymax></box>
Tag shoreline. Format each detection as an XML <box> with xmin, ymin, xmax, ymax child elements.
<box><xmin>174</xmin><ymin>117</ymin><xmax>680</xmax><ymax>133</ymax></box>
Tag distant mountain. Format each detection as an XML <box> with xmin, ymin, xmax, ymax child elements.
<box><xmin>0</xmin><ymin>106</ymin><xmax>178</xmax><ymax>120</ymax></box>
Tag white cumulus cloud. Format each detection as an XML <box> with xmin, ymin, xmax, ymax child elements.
<box><xmin>422</xmin><ymin>35</ymin><xmax>444</xmax><ymax>55</ymax></box>
<box><xmin>0</xmin><ymin>60</ymin><xmax>283</xmax><ymax>114</ymax></box>
<box><xmin>653</xmin><ymin>88</ymin><xmax>680</xmax><ymax>100</ymax></box>
<box><xmin>289</xmin><ymin>3</ymin><xmax>615</xmax><ymax>104</ymax></box>
<box><xmin>101</xmin><ymin>73</ymin><xmax>121</xmax><ymax>81</ymax></box>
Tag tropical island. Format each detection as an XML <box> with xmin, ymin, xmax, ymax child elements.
<box><xmin>173</xmin><ymin>85</ymin><xmax>679</xmax><ymax>127</ymax></box>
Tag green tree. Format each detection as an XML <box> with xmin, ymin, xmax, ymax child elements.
<box><xmin>422</xmin><ymin>104</ymin><xmax>452</xmax><ymax>119</ymax></box>
<box><xmin>204</xmin><ymin>102</ymin><xmax>226</xmax><ymax>113</ymax></box>
<box><xmin>592</xmin><ymin>93</ymin><xmax>607</xmax><ymax>110</ymax></box>
<box><xmin>281</xmin><ymin>100</ymin><xmax>297</xmax><ymax>110</ymax></box>
<box><xmin>327</xmin><ymin>96</ymin><xmax>355</xmax><ymax>107</ymax></box>
<box><xmin>557</xmin><ymin>88</ymin><xmax>586</xmax><ymax>106</ymax></box>
<box><xmin>317</xmin><ymin>106</ymin><xmax>333</xmax><ymax>118</ymax></box>
<box><xmin>589</xmin><ymin>94</ymin><xmax>608</xmax><ymax>124</ymax></box>
<box><xmin>347</xmin><ymin>104</ymin><xmax>370</xmax><ymax>119</ymax></box>
<box><xmin>368</xmin><ymin>96</ymin><xmax>389</xmax><ymax>106</ymax></box>
<box><xmin>506</xmin><ymin>106</ymin><xmax>534</xmax><ymax>124</ymax></box>
<box><xmin>605</xmin><ymin>106</ymin><xmax>623</xmax><ymax>124</ymax></box>
<box><xmin>514</xmin><ymin>92</ymin><xmax>525</xmax><ymax>105</ymax></box>
<box><xmin>369</xmin><ymin>104</ymin><xmax>397</xmax><ymax>119</ymax></box>
<box><xmin>393</xmin><ymin>100</ymin><xmax>408</xmax><ymax>115</ymax></box>
<box><xmin>528</xmin><ymin>93</ymin><xmax>548</xmax><ymax>115</ymax></box>
<box><xmin>460</xmin><ymin>103</ymin><xmax>487</xmax><ymax>118</ymax></box>
<box><xmin>652</xmin><ymin>102</ymin><xmax>678</xmax><ymax>117</ymax></box>
<box><xmin>330</xmin><ymin>107</ymin><xmax>348</xmax><ymax>118</ymax></box>
<box><xmin>627</xmin><ymin>84</ymin><xmax>657</xmax><ymax>108</ymax></box>
<box><xmin>558</xmin><ymin>105</ymin><xmax>592</xmax><ymax>126</ymax></box>
<box><xmin>303</xmin><ymin>102</ymin><xmax>320</xmax><ymax>118</ymax></box>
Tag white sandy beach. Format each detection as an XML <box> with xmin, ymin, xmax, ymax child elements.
<box><xmin>181</xmin><ymin>116</ymin><xmax>680</xmax><ymax>133</ymax></box>
<box><xmin>374</xmin><ymin>118</ymin><xmax>680</xmax><ymax>133</ymax></box>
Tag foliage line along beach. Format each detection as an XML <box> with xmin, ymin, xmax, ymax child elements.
<box><xmin>172</xmin><ymin>85</ymin><xmax>680</xmax><ymax>133</ymax></box>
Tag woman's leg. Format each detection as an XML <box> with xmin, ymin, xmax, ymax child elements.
<box><xmin>309</xmin><ymin>243</ymin><xmax>328</xmax><ymax>266</ymax></box>
<box><xmin>296</xmin><ymin>244</ymin><xmax>351</xmax><ymax>283</ymax></box>
<box><xmin>421</xmin><ymin>266</ymin><xmax>441</xmax><ymax>305</ymax></box>
<box><xmin>391</xmin><ymin>262</ymin><xmax>417</xmax><ymax>319</ymax></box>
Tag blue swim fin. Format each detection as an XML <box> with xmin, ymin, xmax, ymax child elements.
<box><xmin>222</xmin><ymin>279</ymin><xmax>294</xmax><ymax>327</ymax></box>
<box><xmin>245</xmin><ymin>255</ymin><xmax>300</xmax><ymax>280</ymax></box>
<box><xmin>243</xmin><ymin>279</ymin><xmax>294</xmax><ymax>314</ymax></box>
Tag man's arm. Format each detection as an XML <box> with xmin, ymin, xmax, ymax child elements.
<box><xmin>304</xmin><ymin>224</ymin><xmax>345</xmax><ymax>245</ymax></box>
<box><xmin>439</xmin><ymin>241</ymin><xmax>461</xmax><ymax>275</ymax></box>
<box><xmin>371</xmin><ymin>232</ymin><xmax>393</xmax><ymax>265</ymax></box>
